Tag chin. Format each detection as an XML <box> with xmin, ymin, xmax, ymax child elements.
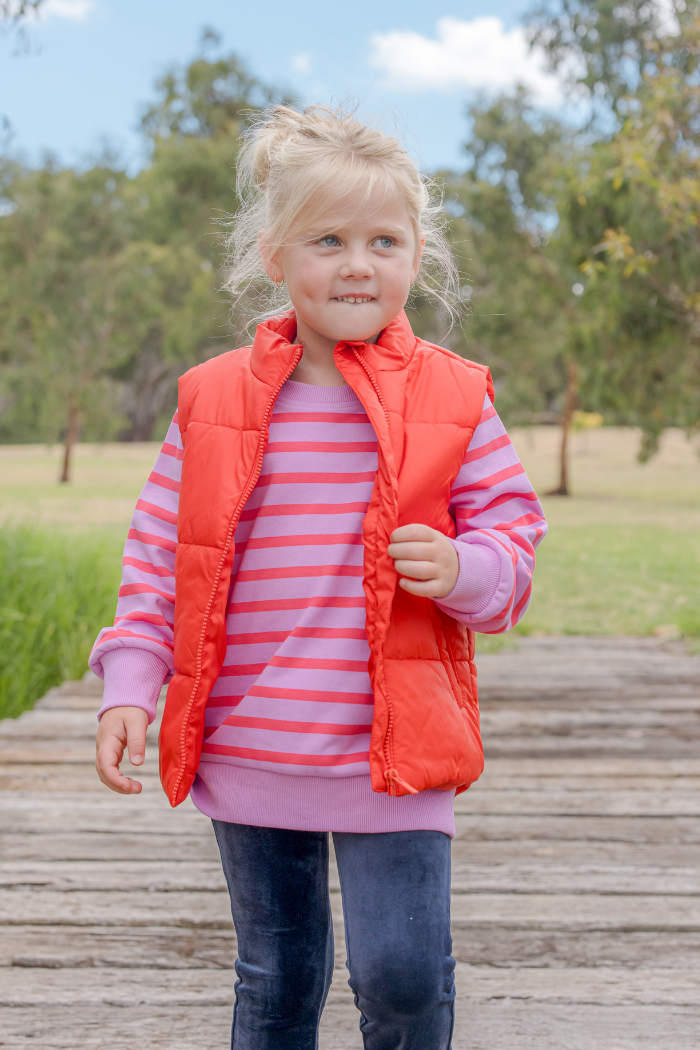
<box><xmin>327</xmin><ymin>312</ymin><xmax>390</xmax><ymax>343</ymax></box>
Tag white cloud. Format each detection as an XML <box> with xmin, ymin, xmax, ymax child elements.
<box><xmin>291</xmin><ymin>52</ymin><xmax>312</xmax><ymax>76</ymax></box>
<box><xmin>368</xmin><ymin>16</ymin><xmax>564</xmax><ymax>105</ymax></box>
<box><xmin>38</xmin><ymin>0</ymin><xmax>96</xmax><ymax>21</ymax></box>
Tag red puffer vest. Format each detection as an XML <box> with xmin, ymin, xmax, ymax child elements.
<box><xmin>159</xmin><ymin>311</ymin><xmax>493</xmax><ymax>806</ymax></box>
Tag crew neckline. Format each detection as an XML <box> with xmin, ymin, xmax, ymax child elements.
<box><xmin>276</xmin><ymin>379</ymin><xmax>362</xmax><ymax>404</ymax></box>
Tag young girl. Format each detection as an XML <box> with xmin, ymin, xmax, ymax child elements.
<box><xmin>93</xmin><ymin>105</ymin><xmax>546</xmax><ymax>1050</ymax></box>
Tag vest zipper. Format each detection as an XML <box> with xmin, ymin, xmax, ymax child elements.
<box><xmin>172</xmin><ymin>348</ymin><xmax>303</xmax><ymax>804</ymax></box>
<box><xmin>350</xmin><ymin>349</ymin><xmax>417</xmax><ymax>797</ymax></box>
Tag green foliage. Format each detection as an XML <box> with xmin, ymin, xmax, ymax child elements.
<box><xmin>528</xmin><ymin>0</ymin><xmax>684</xmax><ymax>111</ymax></box>
<box><xmin>414</xmin><ymin>91</ymin><xmax>577</xmax><ymax>426</ymax></box>
<box><xmin>141</xmin><ymin>28</ymin><xmax>276</xmax><ymax>141</ymax></box>
<box><xmin>0</xmin><ymin>34</ymin><xmax>277</xmax><ymax>448</ymax></box>
<box><xmin>527</xmin><ymin>0</ymin><xmax>700</xmax><ymax>456</ymax></box>
<box><xmin>0</xmin><ymin>527</ymin><xmax>122</xmax><ymax>719</ymax></box>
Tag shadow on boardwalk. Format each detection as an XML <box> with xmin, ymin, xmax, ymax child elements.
<box><xmin>1</xmin><ymin>637</ymin><xmax>700</xmax><ymax>1049</ymax></box>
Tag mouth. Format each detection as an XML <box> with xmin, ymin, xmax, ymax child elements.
<box><xmin>333</xmin><ymin>296</ymin><xmax>375</xmax><ymax>304</ymax></box>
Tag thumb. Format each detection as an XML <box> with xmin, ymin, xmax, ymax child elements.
<box><xmin>125</xmin><ymin>712</ymin><xmax>148</xmax><ymax>767</ymax></box>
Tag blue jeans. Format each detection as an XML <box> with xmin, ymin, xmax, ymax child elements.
<box><xmin>212</xmin><ymin>822</ymin><xmax>455</xmax><ymax>1050</ymax></box>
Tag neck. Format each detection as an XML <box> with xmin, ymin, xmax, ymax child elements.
<box><xmin>289</xmin><ymin>313</ymin><xmax>379</xmax><ymax>387</ymax></box>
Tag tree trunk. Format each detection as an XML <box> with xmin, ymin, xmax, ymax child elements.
<box><xmin>59</xmin><ymin>399</ymin><xmax>80</xmax><ymax>484</ymax></box>
<box><xmin>546</xmin><ymin>358</ymin><xmax>578</xmax><ymax>497</ymax></box>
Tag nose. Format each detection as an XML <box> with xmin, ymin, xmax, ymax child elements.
<box><xmin>339</xmin><ymin>247</ymin><xmax>374</xmax><ymax>281</ymax></box>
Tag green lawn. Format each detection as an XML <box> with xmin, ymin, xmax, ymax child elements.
<box><xmin>1</xmin><ymin>426</ymin><xmax>699</xmax><ymax>714</ymax></box>
<box><xmin>522</xmin><ymin>523</ymin><xmax>700</xmax><ymax>637</ymax></box>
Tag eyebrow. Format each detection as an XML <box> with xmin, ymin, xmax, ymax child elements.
<box><xmin>306</xmin><ymin>223</ymin><xmax>410</xmax><ymax>241</ymax></box>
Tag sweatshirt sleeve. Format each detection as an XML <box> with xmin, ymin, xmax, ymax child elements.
<box><xmin>89</xmin><ymin>415</ymin><xmax>182</xmax><ymax>691</ymax></box>
<box><xmin>434</xmin><ymin>394</ymin><xmax>547</xmax><ymax>633</ymax></box>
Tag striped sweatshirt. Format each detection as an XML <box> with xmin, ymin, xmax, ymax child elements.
<box><xmin>91</xmin><ymin>379</ymin><xmax>546</xmax><ymax>836</ymax></box>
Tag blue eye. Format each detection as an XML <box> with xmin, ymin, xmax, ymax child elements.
<box><xmin>375</xmin><ymin>237</ymin><xmax>393</xmax><ymax>249</ymax></box>
<box><xmin>320</xmin><ymin>236</ymin><xmax>340</xmax><ymax>247</ymax></box>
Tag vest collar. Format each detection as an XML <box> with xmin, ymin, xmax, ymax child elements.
<box><xmin>249</xmin><ymin>309</ymin><xmax>418</xmax><ymax>383</ymax></box>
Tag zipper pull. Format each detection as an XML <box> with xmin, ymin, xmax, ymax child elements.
<box><xmin>385</xmin><ymin>768</ymin><xmax>419</xmax><ymax>796</ymax></box>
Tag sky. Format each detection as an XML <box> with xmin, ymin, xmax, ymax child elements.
<box><xmin>0</xmin><ymin>0</ymin><xmax>561</xmax><ymax>173</ymax></box>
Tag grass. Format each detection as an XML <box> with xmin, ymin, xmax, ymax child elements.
<box><xmin>477</xmin><ymin>425</ymin><xmax>700</xmax><ymax>654</ymax></box>
<box><xmin>520</xmin><ymin>524</ymin><xmax>700</xmax><ymax>636</ymax></box>
<box><xmin>0</xmin><ymin>526</ymin><xmax>122</xmax><ymax>719</ymax></box>
<box><xmin>1</xmin><ymin>426</ymin><xmax>700</xmax><ymax>701</ymax></box>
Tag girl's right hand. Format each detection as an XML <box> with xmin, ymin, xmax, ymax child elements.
<box><xmin>95</xmin><ymin>706</ymin><xmax>149</xmax><ymax>794</ymax></box>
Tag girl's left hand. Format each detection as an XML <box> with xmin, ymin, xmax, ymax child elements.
<box><xmin>388</xmin><ymin>524</ymin><xmax>459</xmax><ymax>598</ymax></box>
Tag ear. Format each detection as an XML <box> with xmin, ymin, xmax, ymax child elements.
<box><xmin>257</xmin><ymin>231</ymin><xmax>283</xmax><ymax>283</ymax></box>
<box><xmin>412</xmin><ymin>236</ymin><xmax>426</xmax><ymax>282</ymax></box>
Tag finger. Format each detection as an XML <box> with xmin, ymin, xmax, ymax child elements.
<box><xmin>126</xmin><ymin>717</ymin><xmax>147</xmax><ymax>767</ymax></box>
<box><xmin>399</xmin><ymin>577</ymin><xmax>446</xmax><ymax>598</ymax></box>
<box><xmin>96</xmin><ymin>737</ymin><xmax>143</xmax><ymax>794</ymax></box>
<box><xmin>390</xmin><ymin>523</ymin><xmax>436</xmax><ymax>544</ymax></box>
<box><xmin>387</xmin><ymin>541</ymin><xmax>435</xmax><ymax>561</ymax></box>
<box><xmin>392</xmin><ymin>559</ymin><xmax>438</xmax><ymax>581</ymax></box>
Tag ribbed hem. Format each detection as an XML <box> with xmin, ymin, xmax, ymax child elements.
<box><xmin>191</xmin><ymin>762</ymin><xmax>456</xmax><ymax>837</ymax></box>
<box><xmin>276</xmin><ymin>379</ymin><xmax>361</xmax><ymax>404</ymax></box>
<box><xmin>436</xmin><ymin>540</ymin><xmax>501</xmax><ymax>616</ymax></box>
<box><xmin>97</xmin><ymin>648</ymin><xmax>168</xmax><ymax>724</ymax></box>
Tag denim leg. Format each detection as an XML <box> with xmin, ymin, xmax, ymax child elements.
<box><xmin>213</xmin><ymin>821</ymin><xmax>334</xmax><ymax>1050</ymax></box>
<box><xmin>333</xmin><ymin>830</ymin><xmax>455</xmax><ymax>1050</ymax></box>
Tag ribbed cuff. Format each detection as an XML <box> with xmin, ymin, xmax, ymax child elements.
<box><xmin>435</xmin><ymin>540</ymin><xmax>501</xmax><ymax>616</ymax></box>
<box><xmin>97</xmin><ymin>649</ymin><xmax>169</xmax><ymax>724</ymax></box>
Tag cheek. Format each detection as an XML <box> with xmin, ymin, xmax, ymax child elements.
<box><xmin>285</xmin><ymin>256</ymin><xmax>332</xmax><ymax>301</ymax></box>
<box><xmin>383</xmin><ymin>258</ymin><xmax>416</xmax><ymax>301</ymax></box>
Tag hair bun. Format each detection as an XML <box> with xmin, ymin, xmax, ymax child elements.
<box><xmin>248</xmin><ymin>105</ymin><xmax>311</xmax><ymax>189</ymax></box>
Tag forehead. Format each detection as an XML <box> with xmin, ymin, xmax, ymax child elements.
<box><xmin>296</xmin><ymin>180</ymin><xmax>414</xmax><ymax>238</ymax></box>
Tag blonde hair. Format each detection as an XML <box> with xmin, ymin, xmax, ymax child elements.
<box><xmin>223</xmin><ymin>104</ymin><xmax>460</xmax><ymax>325</ymax></box>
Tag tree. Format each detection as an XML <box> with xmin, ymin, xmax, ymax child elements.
<box><xmin>0</xmin><ymin>1</ymin><xmax>43</xmax><ymax>22</ymax></box>
<box><xmin>0</xmin><ymin>161</ymin><xmax>215</xmax><ymax>477</ymax></box>
<box><xmin>116</xmin><ymin>31</ymin><xmax>281</xmax><ymax>437</ymax></box>
<box><xmin>409</xmin><ymin>91</ymin><xmax>584</xmax><ymax>491</ymax></box>
<box><xmin>527</xmin><ymin>0</ymin><xmax>700</xmax><ymax>459</ymax></box>
<box><xmin>0</xmin><ymin>35</ymin><xmax>281</xmax><ymax>461</ymax></box>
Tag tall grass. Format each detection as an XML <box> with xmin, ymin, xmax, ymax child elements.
<box><xmin>0</xmin><ymin>527</ymin><xmax>122</xmax><ymax>719</ymax></box>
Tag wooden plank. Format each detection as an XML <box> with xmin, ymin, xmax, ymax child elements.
<box><xmin>0</xmin><ymin>888</ymin><xmax>235</xmax><ymax>928</ymax></box>
<box><xmin>2</xmin><ymin>887</ymin><xmax>699</xmax><ymax>931</ymax></box>
<box><xmin>4</xmin><ymin>857</ymin><xmax>700</xmax><ymax>896</ymax></box>
<box><xmin>478</xmin><ymin>757</ymin><xmax>700</xmax><ymax>776</ymax></box>
<box><xmin>0</xmin><ymin>711</ymin><xmax>105</xmax><ymax>739</ymax></box>
<box><xmin>455</xmin><ymin>788</ymin><xmax>700</xmax><ymax>816</ymax></box>
<box><xmin>449</xmin><ymin>894</ymin><xmax>700</xmax><ymax>929</ymax></box>
<box><xmin>5</xmin><ymin>923</ymin><xmax>700</xmax><ymax>972</ymax></box>
<box><xmin>0</xmin><ymin>795</ymin><xmax>210</xmax><ymax>834</ymax></box>
<box><xmin>0</xmin><ymin>1005</ymin><xmax>234</xmax><ymax>1050</ymax></box>
<box><xmin>449</xmin><ymin>861</ymin><xmax>700</xmax><ymax>895</ymax></box>
<box><xmin>450</xmin><ymin>927</ymin><xmax>700</xmax><ymax>968</ymax></box>
<box><xmin>0</xmin><ymin>832</ymin><xmax>219</xmax><ymax>863</ymax></box>
<box><xmin>2</xmin><ymin>1001</ymin><xmax>699</xmax><ymax>1050</ymax></box>
<box><xmin>2</xmin><ymin>963</ymin><xmax>700</xmax><ymax>1008</ymax></box>
<box><xmin>453</xmin><ymin>813</ymin><xmax>700</xmax><ymax>843</ymax></box>
<box><xmin>451</xmin><ymin>838</ymin><xmax>700</xmax><ymax>866</ymax></box>
<box><xmin>481</xmin><ymin>737</ymin><xmax>700</xmax><ymax>759</ymax></box>
<box><xmin>449</xmin><ymin>1002</ymin><xmax>700</xmax><ymax>1050</ymax></box>
<box><xmin>0</xmin><ymin>925</ymin><xmax>237</xmax><ymax>970</ymax></box>
<box><xmin>480</xmin><ymin>706</ymin><xmax>700</xmax><ymax>728</ymax></box>
<box><xmin>0</xmin><ymin>861</ymin><xmax>229</xmax><ymax>892</ymax></box>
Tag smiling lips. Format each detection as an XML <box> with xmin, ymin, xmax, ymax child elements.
<box><xmin>335</xmin><ymin>296</ymin><xmax>375</xmax><ymax>303</ymax></box>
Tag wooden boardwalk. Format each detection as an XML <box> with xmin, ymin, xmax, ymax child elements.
<box><xmin>1</xmin><ymin>636</ymin><xmax>700</xmax><ymax>1049</ymax></box>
